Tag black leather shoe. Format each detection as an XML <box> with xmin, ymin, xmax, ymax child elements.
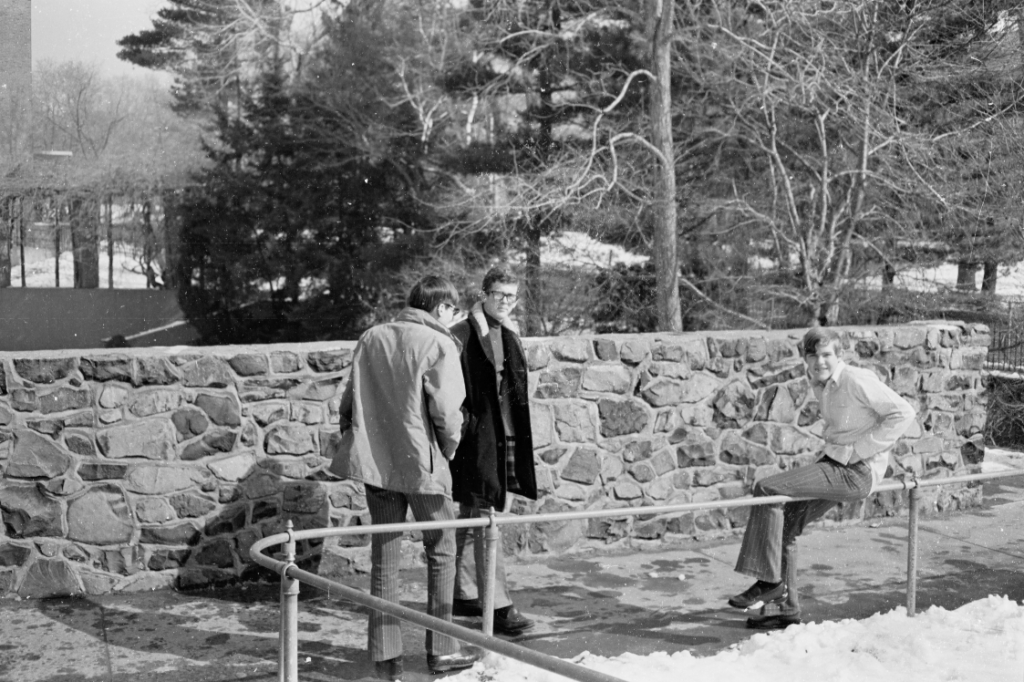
<box><xmin>452</xmin><ymin>598</ymin><xmax>483</xmax><ymax>617</ymax></box>
<box><xmin>746</xmin><ymin>613</ymin><xmax>801</xmax><ymax>630</ymax></box>
<box><xmin>427</xmin><ymin>648</ymin><xmax>480</xmax><ymax>674</ymax></box>
<box><xmin>727</xmin><ymin>581</ymin><xmax>788</xmax><ymax>610</ymax></box>
<box><xmin>493</xmin><ymin>605</ymin><xmax>534</xmax><ymax>635</ymax></box>
<box><xmin>373</xmin><ymin>656</ymin><xmax>403</xmax><ymax>681</ymax></box>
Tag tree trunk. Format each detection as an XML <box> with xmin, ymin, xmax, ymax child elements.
<box><xmin>982</xmin><ymin>260</ymin><xmax>998</xmax><ymax>294</ymax></box>
<box><xmin>882</xmin><ymin>262</ymin><xmax>896</xmax><ymax>288</ymax></box>
<box><xmin>143</xmin><ymin>200</ymin><xmax>159</xmax><ymax>288</ymax></box>
<box><xmin>956</xmin><ymin>261</ymin><xmax>978</xmax><ymax>291</ymax></box>
<box><xmin>0</xmin><ymin>197</ymin><xmax>11</xmax><ymax>288</ymax></box>
<box><xmin>162</xmin><ymin>190</ymin><xmax>181</xmax><ymax>290</ymax></box>
<box><xmin>520</xmin><ymin>61</ymin><xmax>554</xmax><ymax>338</ymax></box>
<box><xmin>54</xmin><ymin>197</ymin><xmax>61</xmax><ymax>287</ymax></box>
<box><xmin>71</xmin><ymin>195</ymin><xmax>100</xmax><ymax>289</ymax></box>
<box><xmin>107</xmin><ymin>195</ymin><xmax>114</xmax><ymax>289</ymax></box>
<box><xmin>647</xmin><ymin>0</ymin><xmax>681</xmax><ymax>331</ymax></box>
<box><xmin>18</xmin><ymin>195</ymin><xmax>26</xmax><ymax>287</ymax></box>
<box><xmin>523</xmin><ymin>217</ymin><xmax>543</xmax><ymax>336</ymax></box>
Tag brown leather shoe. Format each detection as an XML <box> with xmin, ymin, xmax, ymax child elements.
<box><xmin>427</xmin><ymin>648</ymin><xmax>480</xmax><ymax>673</ymax></box>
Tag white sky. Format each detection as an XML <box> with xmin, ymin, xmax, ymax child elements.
<box><xmin>453</xmin><ymin>596</ymin><xmax>1024</xmax><ymax>682</ymax></box>
<box><xmin>32</xmin><ymin>0</ymin><xmax>167</xmax><ymax>77</ymax></box>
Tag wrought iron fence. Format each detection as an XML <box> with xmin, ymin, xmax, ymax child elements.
<box><xmin>987</xmin><ymin>325</ymin><xmax>1024</xmax><ymax>373</ymax></box>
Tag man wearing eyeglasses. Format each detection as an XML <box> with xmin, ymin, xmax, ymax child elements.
<box><xmin>448</xmin><ymin>265</ymin><xmax>537</xmax><ymax>636</ymax></box>
<box><xmin>330</xmin><ymin>276</ymin><xmax>480</xmax><ymax>680</ymax></box>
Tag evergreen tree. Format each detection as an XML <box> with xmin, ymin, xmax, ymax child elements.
<box><xmin>122</xmin><ymin>0</ymin><xmax>437</xmax><ymax>342</ymax></box>
<box><xmin>434</xmin><ymin>0</ymin><xmax>660</xmax><ymax>333</ymax></box>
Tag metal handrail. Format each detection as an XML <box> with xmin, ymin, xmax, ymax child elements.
<box><xmin>250</xmin><ymin>467</ymin><xmax>1024</xmax><ymax>682</ymax></box>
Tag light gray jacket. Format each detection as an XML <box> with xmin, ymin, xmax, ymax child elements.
<box><xmin>328</xmin><ymin>307</ymin><xmax>466</xmax><ymax>496</ymax></box>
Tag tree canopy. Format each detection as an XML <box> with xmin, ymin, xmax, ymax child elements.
<box><xmin>113</xmin><ymin>0</ymin><xmax>1024</xmax><ymax>340</ymax></box>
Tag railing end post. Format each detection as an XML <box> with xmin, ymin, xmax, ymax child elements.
<box><xmin>906</xmin><ymin>486</ymin><xmax>920</xmax><ymax>618</ymax></box>
<box><xmin>482</xmin><ymin>506</ymin><xmax>499</xmax><ymax>636</ymax></box>
<box><xmin>280</xmin><ymin>518</ymin><xmax>300</xmax><ymax>682</ymax></box>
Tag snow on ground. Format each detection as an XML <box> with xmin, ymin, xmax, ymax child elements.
<box><xmin>454</xmin><ymin>596</ymin><xmax>1024</xmax><ymax>682</ymax></box>
<box><xmin>14</xmin><ymin>232</ymin><xmax>1024</xmax><ymax>300</ymax></box>
<box><xmin>864</xmin><ymin>262</ymin><xmax>1024</xmax><ymax>297</ymax></box>
<box><xmin>12</xmin><ymin>243</ymin><xmax>153</xmax><ymax>289</ymax></box>
<box><xmin>13</xmin><ymin>232</ymin><xmax>646</xmax><ymax>290</ymax></box>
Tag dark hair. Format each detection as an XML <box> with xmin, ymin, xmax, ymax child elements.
<box><xmin>407</xmin><ymin>276</ymin><xmax>459</xmax><ymax>312</ymax></box>
<box><xmin>800</xmin><ymin>326</ymin><xmax>842</xmax><ymax>356</ymax></box>
<box><xmin>482</xmin><ymin>265</ymin><xmax>519</xmax><ymax>292</ymax></box>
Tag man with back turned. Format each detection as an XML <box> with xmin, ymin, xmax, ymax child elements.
<box><xmin>330</xmin><ymin>276</ymin><xmax>480</xmax><ymax>680</ymax></box>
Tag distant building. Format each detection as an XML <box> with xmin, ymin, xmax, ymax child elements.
<box><xmin>0</xmin><ymin>0</ymin><xmax>31</xmax><ymax>96</ymax></box>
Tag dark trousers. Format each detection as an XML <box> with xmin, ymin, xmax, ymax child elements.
<box><xmin>734</xmin><ymin>458</ymin><xmax>873</xmax><ymax>614</ymax></box>
<box><xmin>364</xmin><ymin>485</ymin><xmax>458</xmax><ymax>661</ymax></box>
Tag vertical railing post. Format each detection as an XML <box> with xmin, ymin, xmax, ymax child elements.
<box><xmin>482</xmin><ymin>507</ymin><xmax>499</xmax><ymax>636</ymax></box>
<box><xmin>906</xmin><ymin>486</ymin><xmax>920</xmax><ymax>617</ymax></box>
<box><xmin>279</xmin><ymin>520</ymin><xmax>300</xmax><ymax>682</ymax></box>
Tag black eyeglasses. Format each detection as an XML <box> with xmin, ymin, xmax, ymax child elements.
<box><xmin>442</xmin><ymin>303</ymin><xmax>461</xmax><ymax>316</ymax></box>
<box><xmin>487</xmin><ymin>291</ymin><xmax>518</xmax><ymax>304</ymax></box>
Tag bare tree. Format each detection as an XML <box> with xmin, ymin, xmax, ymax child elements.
<box><xmin>33</xmin><ymin>61</ymin><xmax>131</xmax><ymax>160</ymax></box>
<box><xmin>664</xmin><ymin>0</ymin><xmax>1024</xmax><ymax>325</ymax></box>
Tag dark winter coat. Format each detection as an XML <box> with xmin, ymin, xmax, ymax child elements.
<box><xmin>449</xmin><ymin>303</ymin><xmax>537</xmax><ymax>510</ymax></box>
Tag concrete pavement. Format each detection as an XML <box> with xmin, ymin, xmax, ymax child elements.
<box><xmin>2</xmin><ymin>460</ymin><xmax>1023</xmax><ymax>682</ymax></box>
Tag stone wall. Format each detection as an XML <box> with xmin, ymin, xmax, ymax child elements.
<box><xmin>0</xmin><ymin>322</ymin><xmax>990</xmax><ymax>598</ymax></box>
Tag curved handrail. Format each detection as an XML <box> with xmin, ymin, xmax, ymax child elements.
<box><xmin>250</xmin><ymin>467</ymin><xmax>1024</xmax><ymax>682</ymax></box>
<box><xmin>250</xmin><ymin>469</ymin><xmax>1014</xmax><ymax>555</ymax></box>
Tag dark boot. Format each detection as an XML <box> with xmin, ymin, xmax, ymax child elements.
<box><xmin>493</xmin><ymin>605</ymin><xmax>534</xmax><ymax>635</ymax></box>
<box><xmin>727</xmin><ymin>581</ymin><xmax>788</xmax><ymax>610</ymax></box>
<box><xmin>373</xmin><ymin>656</ymin><xmax>403</xmax><ymax>681</ymax></box>
<box><xmin>453</xmin><ymin>598</ymin><xmax>483</xmax><ymax>617</ymax></box>
<box><xmin>746</xmin><ymin>613</ymin><xmax>801</xmax><ymax>630</ymax></box>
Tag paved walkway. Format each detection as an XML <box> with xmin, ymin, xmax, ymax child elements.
<box><xmin>2</xmin><ymin>463</ymin><xmax>1023</xmax><ymax>682</ymax></box>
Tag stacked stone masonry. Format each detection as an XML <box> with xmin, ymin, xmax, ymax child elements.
<box><xmin>0</xmin><ymin>323</ymin><xmax>990</xmax><ymax>598</ymax></box>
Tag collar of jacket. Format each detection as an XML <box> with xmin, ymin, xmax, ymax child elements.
<box><xmin>395</xmin><ymin>306</ymin><xmax>459</xmax><ymax>342</ymax></box>
<box><xmin>468</xmin><ymin>301</ymin><xmax>519</xmax><ymax>338</ymax></box>
<box><xmin>468</xmin><ymin>301</ymin><xmax>518</xmax><ymax>368</ymax></box>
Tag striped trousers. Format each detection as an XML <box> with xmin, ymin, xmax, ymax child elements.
<box><xmin>364</xmin><ymin>485</ymin><xmax>459</xmax><ymax>661</ymax></box>
<box><xmin>734</xmin><ymin>457</ymin><xmax>873</xmax><ymax>614</ymax></box>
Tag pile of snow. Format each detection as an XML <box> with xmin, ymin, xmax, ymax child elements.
<box><xmin>453</xmin><ymin>596</ymin><xmax>1024</xmax><ymax>682</ymax></box>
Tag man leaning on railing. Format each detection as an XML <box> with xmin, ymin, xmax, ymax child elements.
<box><xmin>727</xmin><ymin>326</ymin><xmax>917</xmax><ymax>630</ymax></box>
